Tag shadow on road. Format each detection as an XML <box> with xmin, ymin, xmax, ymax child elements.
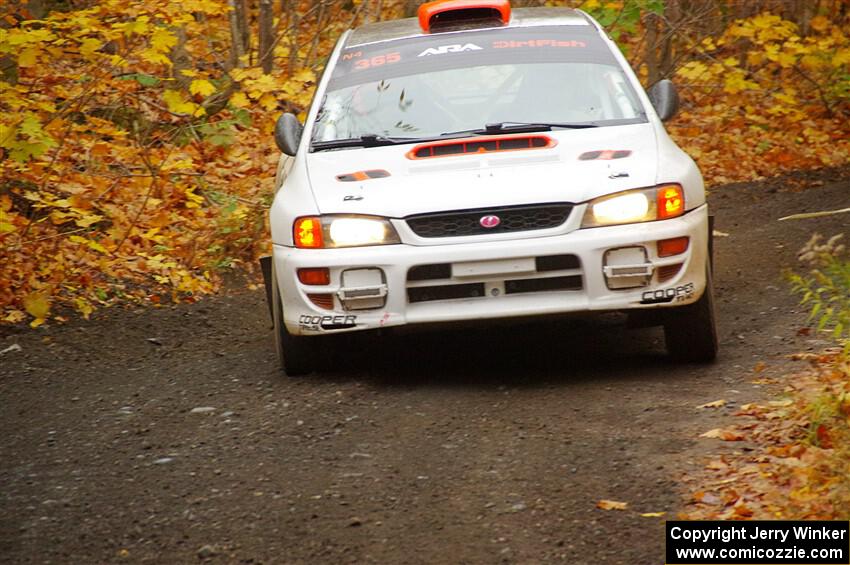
<box><xmin>307</xmin><ymin>314</ymin><xmax>707</xmax><ymax>388</ymax></box>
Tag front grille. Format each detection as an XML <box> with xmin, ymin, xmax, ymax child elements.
<box><xmin>405</xmin><ymin>204</ymin><xmax>572</xmax><ymax>238</ymax></box>
<box><xmin>405</xmin><ymin>254</ymin><xmax>583</xmax><ymax>304</ymax></box>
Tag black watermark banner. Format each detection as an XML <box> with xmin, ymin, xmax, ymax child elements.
<box><xmin>666</xmin><ymin>521</ymin><xmax>850</xmax><ymax>564</ymax></box>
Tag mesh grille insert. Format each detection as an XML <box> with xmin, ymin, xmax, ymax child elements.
<box><xmin>505</xmin><ymin>276</ymin><xmax>583</xmax><ymax>294</ymax></box>
<box><xmin>407</xmin><ymin>283</ymin><xmax>484</xmax><ymax>303</ymax></box>
<box><xmin>408</xmin><ymin>264</ymin><xmax>452</xmax><ymax>281</ymax></box>
<box><xmin>406</xmin><ymin>204</ymin><xmax>572</xmax><ymax>238</ymax></box>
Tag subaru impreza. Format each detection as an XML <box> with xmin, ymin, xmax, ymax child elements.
<box><xmin>262</xmin><ymin>0</ymin><xmax>717</xmax><ymax>375</ymax></box>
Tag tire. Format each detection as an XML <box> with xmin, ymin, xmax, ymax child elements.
<box><xmin>271</xmin><ymin>265</ymin><xmax>321</xmax><ymax>376</ymax></box>
<box><xmin>663</xmin><ymin>268</ymin><xmax>718</xmax><ymax>363</ymax></box>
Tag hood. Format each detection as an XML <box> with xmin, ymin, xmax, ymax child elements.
<box><xmin>305</xmin><ymin>123</ymin><xmax>658</xmax><ymax>218</ymax></box>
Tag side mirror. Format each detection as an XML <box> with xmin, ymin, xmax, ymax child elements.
<box><xmin>647</xmin><ymin>79</ymin><xmax>679</xmax><ymax>122</ymax></box>
<box><xmin>274</xmin><ymin>113</ymin><xmax>303</xmax><ymax>156</ymax></box>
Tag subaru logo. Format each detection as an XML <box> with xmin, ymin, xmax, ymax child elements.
<box><xmin>479</xmin><ymin>215</ymin><xmax>501</xmax><ymax>229</ymax></box>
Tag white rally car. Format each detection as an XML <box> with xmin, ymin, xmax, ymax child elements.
<box><xmin>262</xmin><ymin>0</ymin><xmax>717</xmax><ymax>375</ymax></box>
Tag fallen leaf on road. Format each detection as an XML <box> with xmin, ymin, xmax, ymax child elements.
<box><xmin>597</xmin><ymin>499</ymin><xmax>628</xmax><ymax>511</ymax></box>
<box><xmin>706</xmin><ymin>459</ymin><xmax>729</xmax><ymax>471</ymax></box>
<box><xmin>700</xmin><ymin>428</ymin><xmax>745</xmax><ymax>441</ymax></box>
<box><xmin>0</xmin><ymin>344</ymin><xmax>22</xmax><ymax>356</ymax></box>
<box><xmin>698</xmin><ymin>399</ymin><xmax>726</xmax><ymax>409</ymax></box>
<box><xmin>753</xmin><ymin>361</ymin><xmax>767</xmax><ymax>372</ymax></box>
<box><xmin>768</xmin><ymin>399</ymin><xmax>793</xmax><ymax>407</ymax></box>
<box><xmin>734</xmin><ymin>503</ymin><xmax>754</xmax><ymax>517</ymax></box>
<box><xmin>693</xmin><ymin>491</ymin><xmax>721</xmax><ymax>505</ymax></box>
<box><xmin>640</xmin><ymin>512</ymin><xmax>666</xmax><ymax>518</ymax></box>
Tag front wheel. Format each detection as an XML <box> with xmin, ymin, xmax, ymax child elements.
<box><xmin>271</xmin><ymin>266</ymin><xmax>322</xmax><ymax>376</ymax></box>
<box><xmin>663</xmin><ymin>268</ymin><xmax>718</xmax><ymax>363</ymax></box>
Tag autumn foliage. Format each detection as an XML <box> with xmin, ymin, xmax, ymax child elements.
<box><xmin>1</xmin><ymin>0</ymin><xmax>849</xmax><ymax>326</ymax></box>
<box><xmin>682</xmin><ymin>349</ymin><xmax>850</xmax><ymax>520</ymax></box>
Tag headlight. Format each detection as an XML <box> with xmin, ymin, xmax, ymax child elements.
<box><xmin>581</xmin><ymin>184</ymin><xmax>684</xmax><ymax>228</ymax></box>
<box><xmin>293</xmin><ymin>215</ymin><xmax>401</xmax><ymax>248</ymax></box>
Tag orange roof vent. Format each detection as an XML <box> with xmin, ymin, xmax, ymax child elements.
<box><xmin>418</xmin><ymin>0</ymin><xmax>511</xmax><ymax>33</ymax></box>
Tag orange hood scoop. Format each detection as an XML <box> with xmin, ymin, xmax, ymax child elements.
<box><xmin>406</xmin><ymin>134</ymin><xmax>556</xmax><ymax>160</ymax></box>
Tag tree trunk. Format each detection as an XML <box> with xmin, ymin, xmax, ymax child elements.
<box><xmin>259</xmin><ymin>0</ymin><xmax>275</xmax><ymax>74</ymax></box>
<box><xmin>227</xmin><ymin>0</ymin><xmax>248</xmax><ymax>69</ymax></box>
<box><xmin>170</xmin><ymin>27</ymin><xmax>192</xmax><ymax>88</ymax></box>
<box><xmin>645</xmin><ymin>12</ymin><xmax>660</xmax><ymax>86</ymax></box>
<box><xmin>403</xmin><ymin>0</ymin><xmax>418</xmax><ymax>18</ymax></box>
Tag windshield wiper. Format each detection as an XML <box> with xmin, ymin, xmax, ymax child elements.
<box><xmin>441</xmin><ymin>121</ymin><xmax>599</xmax><ymax>137</ymax></box>
<box><xmin>311</xmin><ymin>134</ymin><xmax>420</xmax><ymax>151</ymax></box>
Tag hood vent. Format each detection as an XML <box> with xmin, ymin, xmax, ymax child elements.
<box><xmin>406</xmin><ymin>134</ymin><xmax>556</xmax><ymax>160</ymax></box>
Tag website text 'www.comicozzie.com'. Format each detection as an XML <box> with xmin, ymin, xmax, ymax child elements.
<box><xmin>666</xmin><ymin>521</ymin><xmax>850</xmax><ymax>565</ymax></box>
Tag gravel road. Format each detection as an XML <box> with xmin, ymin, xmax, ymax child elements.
<box><xmin>2</xmin><ymin>171</ymin><xmax>848</xmax><ymax>564</ymax></box>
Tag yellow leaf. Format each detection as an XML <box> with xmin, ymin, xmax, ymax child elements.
<box><xmin>677</xmin><ymin>61</ymin><xmax>708</xmax><ymax>81</ymax></box>
<box><xmin>190</xmin><ymin>79</ymin><xmax>215</xmax><ymax>97</ymax></box>
<box><xmin>23</xmin><ymin>292</ymin><xmax>50</xmax><ymax>320</ymax></box>
<box><xmin>163</xmin><ymin>158</ymin><xmax>194</xmax><ymax>171</ymax></box>
<box><xmin>597</xmin><ymin>499</ymin><xmax>628</xmax><ymax>511</ymax></box>
<box><xmin>4</xmin><ymin>309</ymin><xmax>27</xmax><ymax>323</ymax></box>
<box><xmin>74</xmin><ymin>297</ymin><xmax>94</xmax><ymax>320</ymax></box>
<box><xmin>150</xmin><ymin>28</ymin><xmax>177</xmax><ymax>53</ymax></box>
<box><xmin>163</xmin><ymin>90</ymin><xmax>198</xmax><ymax>115</ymax></box>
<box><xmin>258</xmin><ymin>92</ymin><xmax>278</xmax><ymax>111</ymax></box>
<box><xmin>292</xmin><ymin>68</ymin><xmax>316</xmax><ymax>84</ymax></box>
<box><xmin>230</xmin><ymin>91</ymin><xmax>249</xmax><ymax>108</ymax></box>
<box><xmin>79</xmin><ymin>38</ymin><xmax>102</xmax><ymax>58</ymax></box>
<box><xmin>18</xmin><ymin>47</ymin><xmax>38</xmax><ymax>68</ymax></box>
<box><xmin>640</xmin><ymin>512</ymin><xmax>666</xmax><ymax>518</ymax></box>
<box><xmin>69</xmin><ymin>234</ymin><xmax>109</xmax><ymax>253</ymax></box>
<box><xmin>140</xmin><ymin>49</ymin><xmax>171</xmax><ymax>66</ymax></box>
<box><xmin>74</xmin><ymin>214</ymin><xmax>103</xmax><ymax>228</ymax></box>
<box><xmin>184</xmin><ymin>186</ymin><xmax>204</xmax><ymax>208</ymax></box>
<box><xmin>698</xmin><ymin>399</ymin><xmax>726</xmax><ymax>409</ymax></box>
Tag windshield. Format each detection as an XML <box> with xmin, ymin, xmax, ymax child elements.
<box><xmin>312</xmin><ymin>25</ymin><xmax>646</xmax><ymax>146</ymax></box>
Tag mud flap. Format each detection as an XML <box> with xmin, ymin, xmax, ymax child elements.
<box><xmin>259</xmin><ymin>255</ymin><xmax>274</xmax><ymax>322</ymax></box>
<box><xmin>708</xmin><ymin>214</ymin><xmax>715</xmax><ymax>269</ymax></box>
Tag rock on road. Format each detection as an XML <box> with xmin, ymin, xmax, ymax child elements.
<box><xmin>1</xmin><ymin>171</ymin><xmax>848</xmax><ymax>564</ymax></box>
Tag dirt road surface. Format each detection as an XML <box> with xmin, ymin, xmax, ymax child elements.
<box><xmin>2</xmin><ymin>171</ymin><xmax>848</xmax><ymax>564</ymax></box>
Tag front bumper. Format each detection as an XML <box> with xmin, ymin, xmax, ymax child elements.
<box><xmin>273</xmin><ymin>205</ymin><xmax>710</xmax><ymax>335</ymax></box>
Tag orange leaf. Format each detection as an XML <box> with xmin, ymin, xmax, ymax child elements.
<box><xmin>700</xmin><ymin>428</ymin><xmax>745</xmax><ymax>441</ymax></box>
<box><xmin>597</xmin><ymin>499</ymin><xmax>628</xmax><ymax>511</ymax></box>
<box><xmin>816</xmin><ymin>424</ymin><xmax>833</xmax><ymax>449</ymax></box>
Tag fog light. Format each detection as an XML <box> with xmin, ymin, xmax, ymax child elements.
<box><xmin>298</xmin><ymin>268</ymin><xmax>330</xmax><ymax>285</ymax></box>
<box><xmin>307</xmin><ymin>293</ymin><xmax>335</xmax><ymax>310</ymax></box>
<box><xmin>657</xmin><ymin>263</ymin><xmax>683</xmax><ymax>283</ymax></box>
<box><xmin>603</xmin><ymin>246</ymin><xmax>652</xmax><ymax>290</ymax></box>
<box><xmin>657</xmin><ymin>236</ymin><xmax>689</xmax><ymax>257</ymax></box>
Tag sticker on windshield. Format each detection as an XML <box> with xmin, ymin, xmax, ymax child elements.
<box><xmin>418</xmin><ymin>43</ymin><xmax>483</xmax><ymax>57</ymax></box>
<box><xmin>329</xmin><ymin>25</ymin><xmax>613</xmax><ymax>90</ymax></box>
<box><xmin>493</xmin><ymin>39</ymin><xmax>587</xmax><ymax>49</ymax></box>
